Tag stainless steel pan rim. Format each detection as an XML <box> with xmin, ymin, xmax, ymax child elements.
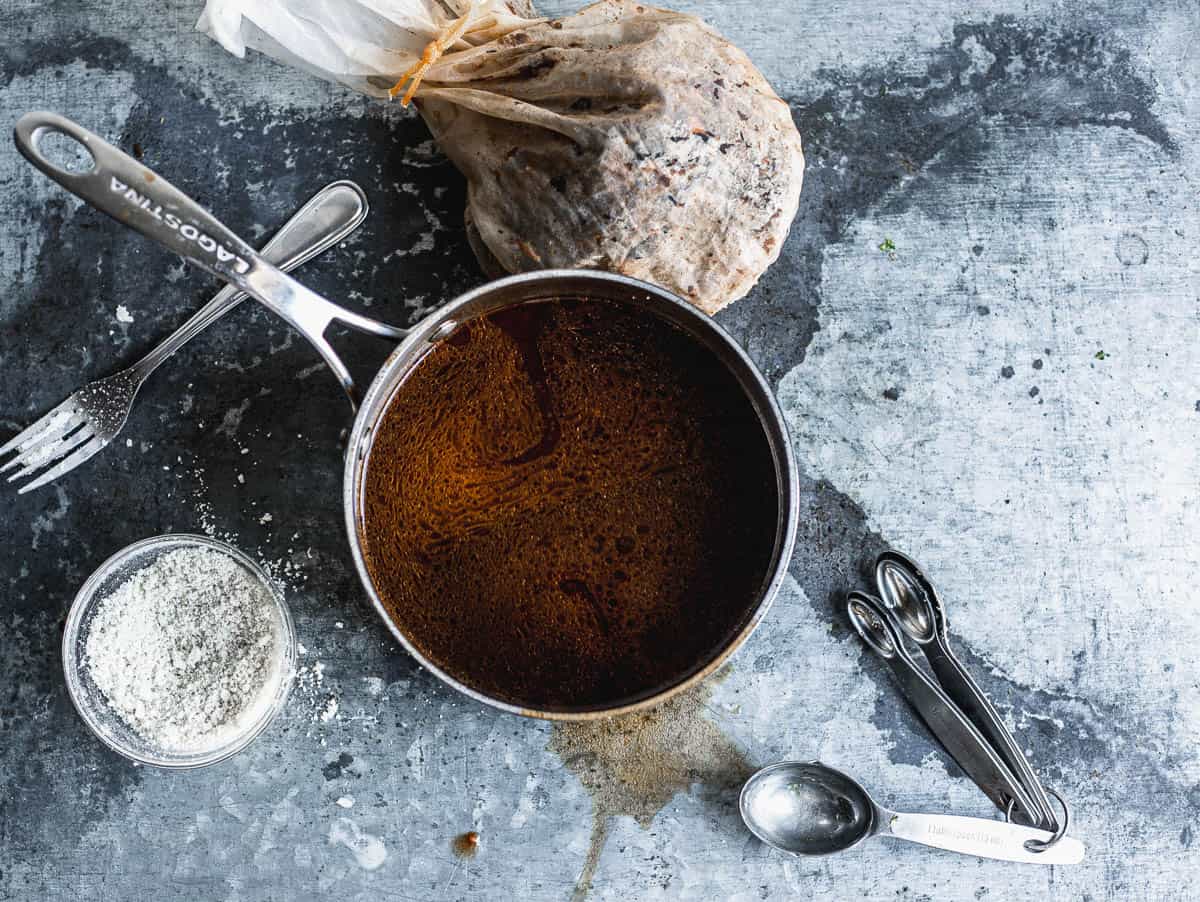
<box><xmin>341</xmin><ymin>269</ymin><xmax>799</xmax><ymax>721</ymax></box>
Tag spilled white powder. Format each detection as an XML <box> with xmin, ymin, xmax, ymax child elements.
<box><xmin>318</xmin><ymin>696</ymin><xmax>339</xmax><ymax>722</ymax></box>
<box><xmin>115</xmin><ymin>304</ymin><xmax>134</xmax><ymax>323</ymax></box>
<box><xmin>328</xmin><ymin>818</ymin><xmax>386</xmax><ymax>870</ymax></box>
<box><xmin>84</xmin><ymin>547</ymin><xmax>284</xmax><ymax>753</ymax></box>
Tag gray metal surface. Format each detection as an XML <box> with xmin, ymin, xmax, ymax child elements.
<box><xmin>1</xmin><ymin>0</ymin><xmax>1197</xmax><ymax>899</ymax></box>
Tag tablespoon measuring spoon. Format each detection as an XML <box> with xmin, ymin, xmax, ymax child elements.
<box><xmin>740</xmin><ymin>761</ymin><xmax>1083</xmax><ymax>864</ymax></box>
<box><xmin>847</xmin><ymin>591</ymin><xmax>1041</xmax><ymax>823</ymax></box>
<box><xmin>14</xmin><ymin>112</ymin><xmax>406</xmax><ymax>409</ymax></box>
<box><xmin>875</xmin><ymin>551</ymin><xmax>1058</xmax><ymax>830</ymax></box>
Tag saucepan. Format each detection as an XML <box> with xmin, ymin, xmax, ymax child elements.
<box><xmin>15</xmin><ymin>111</ymin><xmax>799</xmax><ymax>720</ymax></box>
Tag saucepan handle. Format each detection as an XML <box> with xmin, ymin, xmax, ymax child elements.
<box><xmin>13</xmin><ymin>111</ymin><xmax>407</xmax><ymax>409</ymax></box>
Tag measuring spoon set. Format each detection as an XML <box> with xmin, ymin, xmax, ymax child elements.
<box><xmin>847</xmin><ymin>551</ymin><xmax>1072</xmax><ymax>846</ymax></box>
<box><xmin>739</xmin><ymin>551</ymin><xmax>1079</xmax><ymax>865</ymax></box>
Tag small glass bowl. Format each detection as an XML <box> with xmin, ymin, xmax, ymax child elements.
<box><xmin>63</xmin><ymin>533</ymin><xmax>297</xmax><ymax>769</ymax></box>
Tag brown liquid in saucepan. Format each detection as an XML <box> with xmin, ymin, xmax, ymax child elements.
<box><xmin>360</xmin><ymin>298</ymin><xmax>778</xmax><ymax>710</ymax></box>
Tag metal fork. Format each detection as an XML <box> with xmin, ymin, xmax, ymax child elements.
<box><xmin>0</xmin><ymin>180</ymin><xmax>368</xmax><ymax>493</ymax></box>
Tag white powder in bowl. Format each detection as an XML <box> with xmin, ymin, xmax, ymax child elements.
<box><xmin>83</xmin><ymin>546</ymin><xmax>285</xmax><ymax>753</ymax></box>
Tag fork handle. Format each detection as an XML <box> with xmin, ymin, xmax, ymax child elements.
<box><xmin>14</xmin><ymin>112</ymin><xmax>406</xmax><ymax>408</ymax></box>
<box><xmin>129</xmin><ymin>181</ymin><xmax>369</xmax><ymax>382</ymax></box>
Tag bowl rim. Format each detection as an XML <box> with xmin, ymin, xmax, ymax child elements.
<box><xmin>62</xmin><ymin>532</ymin><xmax>297</xmax><ymax>769</ymax></box>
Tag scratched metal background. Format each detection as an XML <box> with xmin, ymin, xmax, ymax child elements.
<box><xmin>1</xmin><ymin>1</ymin><xmax>1198</xmax><ymax>899</ymax></box>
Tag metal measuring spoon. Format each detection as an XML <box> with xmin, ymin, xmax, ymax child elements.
<box><xmin>740</xmin><ymin>761</ymin><xmax>1082</xmax><ymax>864</ymax></box>
<box><xmin>874</xmin><ymin>551</ymin><xmax>1058</xmax><ymax>830</ymax></box>
<box><xmin>846</xmin><ymin>591</ymin><xmax>1042</xmax><ymax>822</ymax></box>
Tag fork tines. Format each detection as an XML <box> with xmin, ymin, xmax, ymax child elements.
<box><xmin>0</xmin><ymin>405</ymin><xmax>104</xmax><ymax>494</ymax></box>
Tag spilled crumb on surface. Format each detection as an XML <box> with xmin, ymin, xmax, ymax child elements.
<box><xmin>452</xmin><ymin>830</ymin><xmax>480</xmax><ymax>857</ymax></box>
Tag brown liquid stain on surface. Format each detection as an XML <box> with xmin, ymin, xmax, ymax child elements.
<box><xmin>549</xmin><ymin>672</ymin><xmax>751</xmax><ymax>901</ymax></box>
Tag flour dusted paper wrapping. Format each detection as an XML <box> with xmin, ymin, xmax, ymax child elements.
<box><xmin>198</xmin><ymin>0</ymin><xmax>804</xmax><ymax>313</ymax></box>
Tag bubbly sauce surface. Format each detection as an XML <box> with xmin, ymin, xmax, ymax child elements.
<box><xmin>360</xmin><ymin>298</ymin><xmax>778</xmax><ymax>710</ymax></box>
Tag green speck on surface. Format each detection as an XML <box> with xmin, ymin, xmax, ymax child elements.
<box><xmin>879</xmin><ymin>238</ymin><xmax>896</xmax><ymax>253</ymax></box>
<box><xmin>1095</xmin><ymin>350</ymin><xmax>1108</xmax><ymax>360</ymax></box>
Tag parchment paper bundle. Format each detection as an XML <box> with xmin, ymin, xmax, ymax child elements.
<box><xmin>198</xmin><ymin>0</ymin><xmax>804</xmax><ymax>313</ymax></box>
